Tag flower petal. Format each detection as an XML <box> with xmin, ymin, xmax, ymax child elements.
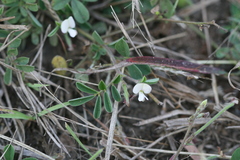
<box><xmin>68</xmin><ymin>28</ymin><xmax>77</xmax><ymax>37</ymax></box>
<box><xmin>68</xmin><ymin>16</ymin><xmax>76</xmax><ymax>28</ymax></box>
<box><xmin>138</xmin><ymin>92</ymin><xmax>148</xmax><ymax>102</ymax></box>
<box><xmin>133</xmin><ymin>83</ymin><xmax>142</xmax><ymax>94</ymax></box>
<box><xmin>61</xmin><ymin>19</ymin><xmax>69</xmax><ymax>33</ymax></box>
<box><xmin>142</xmin><ymin>83</ymin><xmax>152</xmax><ymax>94</ymax></box>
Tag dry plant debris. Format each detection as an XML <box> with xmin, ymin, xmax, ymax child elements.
<box><xmin>0</xmin><ymin>0</ymin><xmax>240</xmax><ymax>160</ymax></box>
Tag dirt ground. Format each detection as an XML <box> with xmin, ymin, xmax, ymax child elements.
<box><xmin>1</xmin><ymin>0</ymin><xmax>240</xmax><ymax>160</ymax></box>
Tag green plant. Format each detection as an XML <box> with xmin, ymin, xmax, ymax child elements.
<box><xmin>231</xmin><ymin>148</ymin><xmax>240</xmax><ymax>160</ymax></box>
<box><xmin>2</xmin><ymin>144</ymin><xmax>37</xmax><ymax>160</ymax></box>
<box><xmin>0</xmin><ymin>0</ymin><xmax>236</xmax><ymax>159</ymax></box>
<box><xmin>215</xmin><ymin>2</ymin><xmax>240</xmax><ymax>60</ymax></box>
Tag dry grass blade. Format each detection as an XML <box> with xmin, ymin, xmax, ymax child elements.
<box><xmin>134</xmin><ymin>110</ymin><xmax>194</xmax><ymax>126</ymax></box>
<box><xmin>110</xmin><ymin>5</ymin><xmax>142</xmax><ymax>56</ymax></box>
<box><xmin>0</xmin><ymin>1</ymin><xmax>239</xmax><ymax>159</ymax></box>
<box><xmin>0</xmin><ymin>134</ymin><xmax>55</xmax><ymax>160</ymax></box>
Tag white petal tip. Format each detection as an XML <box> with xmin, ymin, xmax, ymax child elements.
<box><xmin>138</xmin><ymin>92</ymin><xmax>148</xmax><ymax>102</ymax></box>
<box><xmin>68</xmin><ymin>29</ymin><xmax>77</xmax><ymax>37</ymax></box>
<box><xmin>61</xmin><ymin>19</ymin><xmax>69</xmax><ymax>33</ymax></box>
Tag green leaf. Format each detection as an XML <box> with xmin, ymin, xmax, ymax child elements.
<box><xmin>0</xmin><ymin>109</ymin><xmax>33</xmax><ymax>120</ymax></box>
<box><xmin>89</xmin><ymin>149</ymin><xmax>104</xmax><ymax>160</ymax></box>
<box><xmin>0</xmin><ymin>30</ymin><xmax>9</xmax><ymax>38</ymax></box>
<box><xmin>26</xmin><ymin>3</ymin><xmax>38</xmax><ymax>12</ymax></box>
<box><xmin>206</xmin><ymin>156</ymin><xmax>218</xmax><ymax>160</ymax></box>
<box><xmin>0</xmin><ymin>6</ymin><xmax>4</xmax><ymax>15</ymax></box>
<box><xmin>108</xmin><ymin>37</ymin><xmax>123</xmax><ymax>47</ymax></box>
<box><xmin>93</xmin><ymin>95</ymin><xmax>102</xmax><ymax>118</ymax></box>
<box><xmin>92</xmin><ymin>22</ymin><xmax>107</xmax><ymax>34</ymax></box>
<box><xmin>92</xmin><ymin>31</ymin><xmax>104</xmax><ymax>45</ymax></box>
<box><xmin>98</xmin><ymin>80</ymin><xmax>107</xmax><ymax>90</ymax></box>
<box><xmin>31</xmin><ymin>33</ymin><xmax>39</xmax><ymax>45</ymax></box>
<box><xmin>48</xmin><ymin>24</ymin><xmax>60</xmax><ymax>37</ymax></box>
<box><xmin>4</xmin><ymin>68</ymin><xmax>12</xmax><ymax>85</ymax></box>
<box><xmin>127</xmin><ymin>65</ymin><xmax>143</xmax><ymax>79</ymax></box>
<box><xmin>144</xmin><ymin>78</ymin><xmax>159</xmax><ymax>84</ymax></box>
<box><xmin>140</xmin><ymin>76</ymin><xmax>147</xmax><ymax>83</ymax></box>
<box><xmin>16</xmin><ymin>65</ymin><xmax>34</xmax><ymax>72</ymax></box>
<box><xmin>115</xmin><ymin>39</ymin><xmax>130</xmax><ymax>57</ymax></box>
<box><xmin>5</xmin><ymin>6</ymin><xmax>19</xmax><ymax>24</ymax></box>
<box><xmin>216</xmin><ymin>47</ymin><xmax>229</xmax><ymax>59</ymax></box>
<box><xmin>22</xmin><ymin>158</ymin><xmax>38</xmax><ymax>160</ymax></box>
<box><xmin>75</xmin><ymin>68</ymin><xmax>89</xmax><ymax>81</ymax></box>
<box><xmin>111</xmin><ymin>85</ymin><xmax>121</xmax><ymax>102</ymax></box>
<box><xmin>76</xmin><ymin>82</ymin><xmax>98</xmax><ymax>94</ymax></box>
<box><xmin>90</xmin><ymin>43</ymin><xmax>107</xmax><ymax>60</ymax></box>
<box><xmin>112</xmin><ymin>75</ymin><xmax>121</xmax><ymax>84</ymax></box>
<box><xmin>171</xmin><ymin>0</ymin><xmax>179</xmax><ymax>16</ymax></box>
<box><xmin>150</xmin><ymin>0</ymin><xmax>158</xmax><ymax>6</ymax></box>
<box><xmin>9</xmin><ymin>38</ymin><xmax>21</xmax><ymax>48</ymax></box>
<box><xmin>7</xmin><ymin>48</ymin><xmax>18</xmax><ymax>56</ymax></box>
<box><xmin>52</xmin><ymin>0</ymin><xmax>70</xmax><ymax>10</ymax></box>
<box><xmin>23</xmin><ymin>0</ymin><xmax>36</xmax><ymax>3</ymax></box>
<box><xmin>230</xmin><ymin>4</ymin><xmax>240</xmax><ymax>18</ymax></box>
<box><xmin>178</xmin><ymin>0</ymin><xmax>192</xmax><ymax>8</ymax></box>
<box><xmin>2</xmin><ymin>0</ymin><xmax>16</xmax><ymax>4</ymax></box>
<box><xmin>231</xmin><ymin>48</ymin><xmax>240</xmax><ymax>60</ymax></box>
<box><xmin>91</xmin><ymin>43</ymin><xmax>101</xmax><ymax>52</ymax></box>
<box><xmin>14</xmin><ymin>57</ymin><xmax>29</xmax><ymax>65</ymax></box>
<box><xmin>49</xmin><ymin>34</ymin><xmax>58</xmax><ymax>46</ymax></box>
<box><xmin>103</xmin><ymin>92</ymin><xmax>112</xmax><ymax>112</ymax></box>
<box><xmin>28</xmin><ymin>11</ymin><xmax>42</xmax><ymax>28</ymax></box>
<box><xmin>136</xmin><ymin>64</ymin><xmax>151</xmax><ymax>75</ymax></box>
<box><xmin>122</xmin><ymin>82</ymin><xmax>129</xmax><ymax>107</ymax></box>
<box><xmin>69</xmin><ymin>95</ymin><xmax>95</xmax><ymax>106</ymax></box>
<box><xmin>99</xmin><ymin>47</ymin><xmax>106</xmax><ymax>55</ymax></box>
<box><xmin>83</xmin><ymin>0</ymin><xmax>98</xmax><ymax>2</ymax></box>
<box><xmin>20</xmin><ymin>7</ymin><xmax>28</xmax><ymax>17</ymax></box>
<box><xmin>71</xmin><ymin>0</ymin><xmax>89</xmax><ymax>23</ymax></box>
<box><xmin>65</xmin><ymin>123</ymin><xmax>93</xmax><ymax>156</ymax></box>
<box><xmin>26</xmin><ymin>83</ymin><xmax>49</xmax><ymax>91</ymax></box>
<box><xmin>37</xmin><ymin>102</ymin><xmax>70</xmax><ymax>117</ymax></box>
<box><xmin>231</xmin><ymin>148</ymin><xmax>240</xmax><ymax>160</ymax></box>
<box><xmin>4</xmin><ymin>144</ymin><xmax>15</xmax><ymax>160</ymax></box>
<box><xmin>159</xmin><ymin>0</ymin><xmax>174</xmax><ymax>18</ymax></box>
<box><xmin>92</xmin><ymin>52</ymin><xmax>101</xmax><ymax>60</ymax></box>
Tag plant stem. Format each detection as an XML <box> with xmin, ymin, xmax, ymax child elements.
<box><xmin>192</xmin><ymin>102</ymin><xmax>235</xmax><ymax>138</ymax></box>
<box><xmin>172</xmin><ymin>102</ymin><xmax>235</xmax><ymax>160</ymax></box>
<box><xmin>171</xmin><ymin>100</ymin><xmax>207</xmax><ymax>160</ymax></box>
<box><xmin>157</xmin><ymin>18</ymin><xmax>227</xmax><ymax>32</ymax></box>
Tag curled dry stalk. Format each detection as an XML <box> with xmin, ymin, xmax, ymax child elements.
<box><xmin>228</xmin><ymin>62</ymin><xmax>240</xmax><ymax>91</ymax></box>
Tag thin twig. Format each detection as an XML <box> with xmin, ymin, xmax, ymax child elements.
<box><xmin>114</xmin><ymin>143</ymin><xmax>231</xmax><ymax>159</ymax></box>
<box><xmin>171</xmin><ymin>100</ymin><xmax>208</xmax><ymax>160</ymax></box>
<box><xmin>0</xmin><ymin>26</ymin><xmax>30</xmax><ymax>52</ymax></box>
<box><xmin>0</xmin><ymin>134</ymin><xmax>55</xmax><ymax>160</ymax></box>
<box><xmin>41</xmin><ymin>0</ymin><xmax>60</xmax><ymax>22</ymax></box>
<box><xmin>111</xmin><ymin>5</ymin><xmax>142</xmax><ymax>56</ymax></box>
<box><xmin>104</xmin><ymin>80</ymin><xmax>123</xmax><ymax>160</ymax></box>
<box><xmin>0</xmin><ymin>16</ymin><xmax>15</xmax><ymax>22</ymax></box>
<box><xmin>157</xmin><ymin>17</ymin><xmax>227</xmax><ymax>32</ymax></box>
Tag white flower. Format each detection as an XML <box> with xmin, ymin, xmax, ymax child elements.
<box><xmin>133</xmin><ymin>83</ymin><xmax>152</xmax><ymax>102</ymax></box>
<box><xmin>61</xmin><ymin>16</ymin><xmax>77</xmax><ymax>38</ymax></box>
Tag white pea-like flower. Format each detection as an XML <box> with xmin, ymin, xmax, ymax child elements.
<box><xmin>61</xmin><ymin>16</ymin><xmax>77</xmax><ymax>38</ymax></box>
<box><xmin>133</xmin><ymin>83</ymin><xmax>152</xmax><ymax>102</ymax></box>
